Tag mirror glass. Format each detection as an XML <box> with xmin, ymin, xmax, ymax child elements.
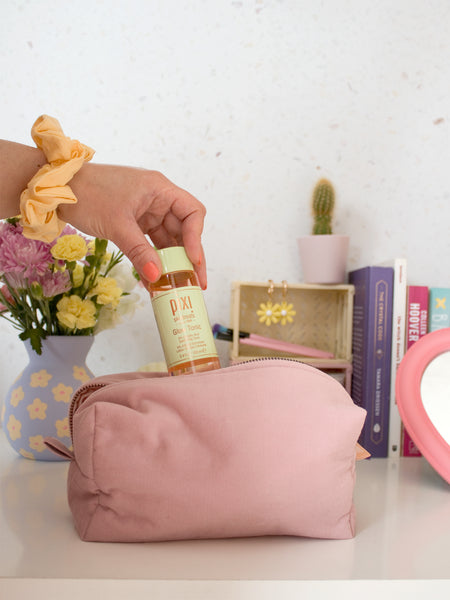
<box><xmin>396</xmin><ymin>328</ymin><xmax>450</xmax><ymax>484</ymax></box>
<box><xmin>420</xmin><ymin>351</ymin><xmax>450</xmax><ymax>445</ymax></box>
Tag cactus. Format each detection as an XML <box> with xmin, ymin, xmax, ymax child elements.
<box><xmin>311</xmin><ymin>178</ymin><xmax>335</xmax><ymax>235</ymax></box>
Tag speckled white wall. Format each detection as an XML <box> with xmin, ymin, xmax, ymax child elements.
<box><xmin>1</xmin><ymin>0</ymin><xmax>450</xmax><ymax>403</ymax></box>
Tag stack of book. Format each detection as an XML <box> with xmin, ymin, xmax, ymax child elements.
<box><xmin>349</xmin><ymin>260</ymin><xmax>449</xmax><ymax>458</ymax></box>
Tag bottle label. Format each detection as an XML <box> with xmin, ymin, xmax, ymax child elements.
<box><xmin>151</xmin><ymin>285</ymin><xmax>218</xmax><ymax>369</ymax></box>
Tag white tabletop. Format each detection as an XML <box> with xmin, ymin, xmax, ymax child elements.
<box><xmin>0</xmin><ymin>430</ymin><xmax>449</xmax><ymax>599</ymax></box>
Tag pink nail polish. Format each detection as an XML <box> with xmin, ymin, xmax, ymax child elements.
<box><xmin>142</xmin><ymin>262</ymin><xmax>160</xmax><ymax>282</ymax></box>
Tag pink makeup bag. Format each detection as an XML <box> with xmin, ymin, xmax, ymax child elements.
<box><xmin>45</xmin><ymin>359</ymin><xmax>367</xmax><ymax>542</ymax></box>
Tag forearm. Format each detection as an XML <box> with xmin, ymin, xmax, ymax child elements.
<box><xmin>0</xmin><ymin>135</ymin><xmax>207</xmax><ymax>287</ymax></box>
<box><xmin>0</xmin><ymin>140</ymin><xmax>45</xmax><ymax>218</ymax></box>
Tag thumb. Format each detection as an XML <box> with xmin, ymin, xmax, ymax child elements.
<box><xmin>112</xmin><ymin>222</ymin><xmax>162</xmax><ymax>284</ymax></box>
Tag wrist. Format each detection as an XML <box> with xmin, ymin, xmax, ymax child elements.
<box><xmin>0</xmin><ymin>141</ymin><xmax>45</xmax><ymax>219</ymax></box>
<box><xmin>19</xmin><ymin>115</ymin><xmax>95</xmax><ymax>242</ymax></box>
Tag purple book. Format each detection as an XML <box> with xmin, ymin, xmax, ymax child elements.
<box><xmin>349</xmin><ymin>266</ymin><xmax>394</xmax><ymax>457</ymax></box>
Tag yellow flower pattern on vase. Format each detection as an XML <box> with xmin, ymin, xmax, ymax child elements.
<box><xmin>30</xmin><ymin>369</ymin><xmax>53</xmax><ymax>388</ymax></box>
<box><xmin>29</xmin><ymin>435</ymin><xmax>47</xmax><ymax>453</ymax></box>
<box><xmin>73</xmin><ymin>365</ymin><xmax>91</xmax><ymax>383</ymax></box>
<box><xmin>19</xmin><ymin>449</ymin><xmax>35</xmax><ymax>459</ymax></box>
<box><xmin>7</xmin><ymin>415</ymin><xmax>22</xmax><ymax>440</ymax></box>
<box><xmin>52</xmin><ymin>382</ymin><xmax>73</xmax><ymax>403</ymax></box>
<box><xmin>4</xmin><ymin>336</ymin><xmax>94</xmax><ymax>461</ymax></box>
<box><xmin>55</xmin><ymin>417</ymin><xmax>70</xmax><ymax>438</ymax></box>
<box><xmin>27</xmin><ymin>398</ymin><xmax>48</xmax><ymax>420</ymax></box>
<box><xmin>10</xmin><ymin>386</ymin><xmax>25</xmax><ymax>407</ymax></box>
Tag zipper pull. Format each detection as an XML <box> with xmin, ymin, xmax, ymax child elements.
<box><xmin>44</xmin><ymin>437</ymin><xmax>74</xmax><ymax>460</ymax></box>
<box><xmin>356</xmin><ymin>443</ymin><xmax>371</xmax><ymax>461</ymax></box>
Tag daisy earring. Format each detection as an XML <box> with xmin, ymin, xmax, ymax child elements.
<box><xmin>278</xmin><ymin>280</ymin><xmax>296</xmax><ymax>326</ymax></box>
<box><xmin>256</xmin><ymin>279</ymin><xmax>281</xmax><ymax>326</ymax></box>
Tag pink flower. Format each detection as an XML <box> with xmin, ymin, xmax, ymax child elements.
<box><xmin>0</xmin><ymin>221</ymin><xmax>53</xmax><ymax>279</ymax></box>
<box><xmin>3</xmin><ymin>271</ymin><xmax>27</xmax><ymax>289</ymax></box>
<box><xmin>1</xmin><ymin>284</ymin><xmax>15</xmax><ymax>304</ymax></box>
<box><xmin>38</xmin><ymin>270</ymin><xmax>71</xmax><ymax>298</ymax></box>
<box><xmin>0</xmin><ymin>284</ymin><xmax>15</xmax><ymax>312</ymax></box>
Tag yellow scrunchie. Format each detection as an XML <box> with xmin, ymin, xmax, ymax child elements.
<box><xmin>19</xmin><ymin>115</ymin><xmax>95</xmax><ymax>242</ymax></box>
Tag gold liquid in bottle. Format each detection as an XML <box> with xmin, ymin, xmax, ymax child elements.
<box><xmin>148</xmin><ymin>246</ymin><xmax>220</xmax><ymax>376</ymax></box>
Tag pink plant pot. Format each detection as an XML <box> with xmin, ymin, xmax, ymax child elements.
<box><xmin>297</xmin><ymin>235</ymin><xmax>350</xmax><ymax>284</ymax></box>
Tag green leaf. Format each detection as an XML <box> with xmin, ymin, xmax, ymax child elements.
<box><xmin>95</xmin><ymin>238</ymin><xmax>108</xmax><ymax>255</ymax></box>
<box><xmin>19</xmin><ymin>329</ymin><xmax>43</xmax><ymax>354</ymax></box>
<box><xmin>85</xmin><ymin>255</ymin><xmax>97</xmax><ymax>267</ymax></box>
<box><xmin>19</xmin><ymin>328</ymin><xmax>47</xmax><ymax>354</ymax></box>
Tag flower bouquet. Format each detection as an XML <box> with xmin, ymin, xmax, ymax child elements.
<box><xmin>0</xmin><ymin>218</ymin><xmax>140</xmax><ymax>354</ymax></box>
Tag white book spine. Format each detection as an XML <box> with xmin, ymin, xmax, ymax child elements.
<box><xmin>388</xmin><ymin>258</ymin><xmax>408</xmax><ymax>457</ymax></box>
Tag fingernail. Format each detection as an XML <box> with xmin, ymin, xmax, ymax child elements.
<box><xmin>142</xmin><ymin>262</ymin><xmax>160</xmax><ymax>282</ymax></box>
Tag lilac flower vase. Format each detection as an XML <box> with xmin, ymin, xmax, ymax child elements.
<box><xmin>2</xmin><ymin>336</ymin><xmax>94</xmax><ymax>461</ymax></box>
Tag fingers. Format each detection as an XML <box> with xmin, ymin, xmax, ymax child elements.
<box><xmin>171</xmin><ymin>193</ymin><xmax>207</xmax><ymax>288</ymax></box>
<box><xmin>145</xmin><ymin>186</ymin><xmax>208</xmax><ymax>288</ymax></box>
<box><xmin>111</xmin><ymin>220</ymin><xmax>162</xmax><ymax>285</ymax></box>
<box><xmin>145</xmin><ymin>224</ymin><xmax>207</xmax><ymax>289</ymax></box>
<box><xmin>171</xmin><ymin>195</ymin><xmax>206</xmax><ymax>262</ymax></box>
<box><xmin>192</xmin><ymin>244</ymin><xmax>207</xmax><ymax>290</ymax></box>
<box><xmin>180</xmin><ymin>223</ymin><xmax>207</xmax><ymax>290</ymax></box>
<box><xmin>110</xmin><ymin>219</ymin><xmax>207</xmax><ymax>290</ymax></box>
<box><xmin>68</xmin><ymin>164</ymin><xmax>209</xmax><ymax>289</ymax></box>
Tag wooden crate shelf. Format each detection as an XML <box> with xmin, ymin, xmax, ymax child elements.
<box><xmin>229</xmin><ymin>281</ymin><xmax>355</xmax><ymax>391</ymax></box>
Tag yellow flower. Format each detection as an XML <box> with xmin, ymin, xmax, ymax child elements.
<box><xmin>56</xmin><ymin>295</ymin><xmax>97</xmax><ymax>330</ymax></box>
<box><xmin>72</xmin><ymin>263</ymin><xmax>85</xmax><ymax>287</ymax></box>
<box><xmin>29</xmin><ymin>435</ymin><xmax>46</xmax><ymax>453</ymax></box>
<box><xmin>52</xmin><ymin>382</ymin><xmax>73</xmax><ymax>403</ymax></box>
<box><xmin>55</xmin><ymin>417</ymin><xmax>70</xmax><ymax>438</ymax></box>
<box><xmin>19</xmin><ymin>449</ymin><xmax>35</xmax><ymax>459</ymax></box>
<box><xmin>73</xmin><ymin>365</ymin><xmax>91</xmax><ymax>383</ymax></box>
<box><xmin>7</xmin><ymin>415</ymin><xmax>22</xmax><ymax>440</ymax></box>
<box><xmin>27</xmin><ymin>398</ymin><xmax>48</xmax><ymax>420</ymax></box>
<box><xmin>10</xmin><ymin>386</ymin><xmax>25</xmax><ymax>407</ymax></box>
<box><xmin>51</xmin><ymin>234</ymin><xmax>87</xmax><ymax>261</ymax></box>
<box><xmin>101</xmin><ymin>251</ymin><xmax>112</xmax><ymax>265</ymax></box>
<box><xmin>89</xmin><ymin>276</ymin><xmax>122</xmax><ymax>307</ymax></box>
<box><xmin>278</xmin><ymin>301</ymin><xmax>296</xmax><ymax>326</ymax></box>
<box><xmin>256</xmin><ymin>301</ymin><xmax>281</xmax><ymax>326</ymax></box>
<box><xmin>30</xmin><ymin>369</ymin><xmax>53</xmax><ymax>388</ymax></box>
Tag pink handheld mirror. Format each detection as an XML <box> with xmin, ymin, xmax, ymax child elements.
<box><xmin>396</xmin><ymin>328</ymin><xmax>450</xmax><ymax>484</ymax></box>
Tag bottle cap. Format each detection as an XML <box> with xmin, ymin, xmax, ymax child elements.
<box><xmin>156</xmin><ymin>246</ymin><xmax>193</xmax><ymax>275</ymax></box>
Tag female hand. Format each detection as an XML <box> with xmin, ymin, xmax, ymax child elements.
<box><xmin>0</xmin><ymin>140</ymin><xmax>207</xmax><ymax>289</ymax></box>
<box><xmin>60</xmin><ymin>164</ymin><xmax>207</xmax><ymax>288</ymax></box>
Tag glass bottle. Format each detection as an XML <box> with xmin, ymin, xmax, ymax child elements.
<box><xmin>148</xmin><ymin>246</ymin><xmax>221</xmax><ymax>376</ymax></box>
